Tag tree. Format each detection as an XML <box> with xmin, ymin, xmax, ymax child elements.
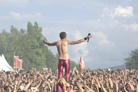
<box><xmin>0</xmin><ymin>22</ymin><xmax>79</xmax><ymax>71</ymax></box>
<box><xmin>125</xmin><ymin>48</ymin><xmax>138</xmax><ymax>69</ymax></box>
<box><xmin>70</xmin><ymin>60</ymin><xmax>79</xmax><ymax>70</ymax></box>
<box><xmin>23</xmin><ymin>22</ymin><xmax>46</xmax><ymax>70</ymax></box>
<box><xmin>45</xmin><ymin>50</ymin><xmax>57</xmax><ymax>71</ymax></box>
<box><xmin>0</xmin><ymin>22</ymin><xmax>48</xmax><ymax>70</ymax></box>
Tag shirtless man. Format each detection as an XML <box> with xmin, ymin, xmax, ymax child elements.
<box><xmin>43</xmin><ymin>32</ymin><xmax>92</xmax><ymax>92</ymax></box>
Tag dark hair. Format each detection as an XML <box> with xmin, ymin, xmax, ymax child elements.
<box><xmin>60</xmin><ymin>32</ymin><xmax>66</xmax><ymax>39</ymax></box>
<box><xmin>15</xmin><ymin>74</ymin><xmax>19</xmax><ymax>78</ymax></box>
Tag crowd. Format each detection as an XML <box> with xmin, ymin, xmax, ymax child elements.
<box><xmin>0</xmin><ymin>68</ymin><xmax>138</xmax><ymax>92</ymax></box>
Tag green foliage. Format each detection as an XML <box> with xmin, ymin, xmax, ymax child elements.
<box><xmin>0</xmin><ymin>22</ymin><xmax>50</xmax><ymax>70</ymax></box>
<box><xmin>125</xmin><ymin>48</ymin><xmax>138</xmax><ymax>69</ymax></box>
<box><xmin>45</xmin><ymin>49</ymin><xmax>57</xmax><ymax>71</ymax></box>
<box><xmin>70</xmin><ymin>60</ymin><xmax>79</xmax><ymax>70</ymax></box>
<box><xmin>0</xmin><ymin>22</ymin><xmax>78</xmax><ymax>71</ymax></box>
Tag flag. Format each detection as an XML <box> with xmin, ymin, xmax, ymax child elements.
<box><xmin>19</xmin><ymin>59</ymin><xmax>23</xmax><ymax>70</ymax></box>
<box><xmin>79</xmin><ymin>56</ymin><xmax>85</xmax><ymax>70</ymax></box>
<box><xmin>14</xmin><ymin>56</ymin><xmax>19</xmax><ymax>68</ymax></box>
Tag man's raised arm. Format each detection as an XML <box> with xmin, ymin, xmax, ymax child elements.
<box><xmin>68</xmin><ymin>35</ymin><xmax>92</xmax><ymax>45</ymax></box>
<box><xmin>43</xmin><ymin>40</ymin><xmax>57</xmax><ymax>46</ymax></box>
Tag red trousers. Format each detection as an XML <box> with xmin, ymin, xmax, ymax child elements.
<box><xmin>56</xmin><ymin>59</ymin><xmax>70</xmax><ymax>92</ymax></box>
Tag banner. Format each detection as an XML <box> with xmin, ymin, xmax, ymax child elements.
<box><xmin>18</xmin><ymin>59</ymin><xmax>23</xmax><ymax>70</ymax></box>
<box><xmin>79</xmin><ymin>56</ymin><xmax>85</xmax><ymax>70</ymax></box>
<box><xmin>14</xmin><ymin>56</ymin><xmax>19</xmax><ymax>68</ymax></box>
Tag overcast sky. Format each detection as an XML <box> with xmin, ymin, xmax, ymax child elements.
<box><xmin>0</xmin><ymin>0</ymin><xmax>138</xmax><ymax>69</ymax></box>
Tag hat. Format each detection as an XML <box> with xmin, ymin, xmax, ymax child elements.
<box><xmin>57</xmin><ymin>77</ymin><xmax>70</xmax><ymax>89</ymax></box>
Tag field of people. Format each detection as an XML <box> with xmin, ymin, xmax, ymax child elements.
<box><xmin>0</xmin><ymin>68</ymin><xmax>137</xmax><ymax>92</ymax></box>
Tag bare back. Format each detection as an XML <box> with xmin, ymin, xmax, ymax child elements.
<box><xmin>56</xmin><ymin>40</ymin><xmax>69</xmax><ymax>60</ymax></box>
<box><xmin>43</xmin><ymin>34</ymin><xmax>92</xmax><ymax>60</ymax></box>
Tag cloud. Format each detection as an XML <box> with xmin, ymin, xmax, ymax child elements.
<box><xmin>0</xmin><ymin>0</ymin><xmax>29</xmax><ymax>7</ymax></box>
<box><xmin>123</xmin><ymin>23</ymin><xmax>138</xmax><ymax>32</ymax></box>
<box><xmin>114</xmin><ymin>6</ymin><xmax>133</xmax><ymax>17</ymax></box>
<box><xmin>130</xmin><ymin>23</ymin><xmax>138</xmax><ymax>32</ymax></box>
<box><xmin>0</xmin><ymin>11</ymin><xmax>45</xmax><ymax>22</ymax></box>
<box><xmin>103</xmin><ymin>6</ymin><xmax>137</xmax><ymax>33</ymax></box>
<box><xmin>103</xmin><ymin>6</ymin><xmax>133</xmax><ymax>18</ymax></box>
<box><xmin>92</xmin><ymin>31</ymin><xmax>115</xmax><ymax>46</ymax></box>
<box><xmin>71</xmin><ymin>31</ymin><xmax>88</xmax><ymax>63</ymax></box>
<box><xmin>35</xmin><ymin>0</ymin><xmax>96</xmax><ymax>8</ymax></box>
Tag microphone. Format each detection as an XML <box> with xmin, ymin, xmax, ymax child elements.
<box><xmin>87</xmin><ymin>33</ymin><xmax>91</xmax><ymax>42</ymax></box>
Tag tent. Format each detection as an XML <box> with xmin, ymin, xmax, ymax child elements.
<box><xmin>0</xmin><ymin>54</ymin><xmax>13</xmax><ymax>71</ymax></box>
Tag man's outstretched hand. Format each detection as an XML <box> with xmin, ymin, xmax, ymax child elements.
<box><xmin>43</xmin><ymin>39</ymin><xmax>47</xmax><ymax>43</ymax></box>
<box><xmin>86</xmin><ymin>34</ymin><xmax>92</xmax><ymax>39</ymax></box>
<box><xmin>86</xmin><ymin>33</ymin><xmax>92</xmax><ymax>42</ymax></box>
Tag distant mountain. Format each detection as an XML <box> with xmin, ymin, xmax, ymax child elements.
<box><xmin>109</xmin><ymin>65</ymin><xmax>126</xmax><ymax>70</ymax></box>
<box><xmin>104</xmin><ymin>65</ymin><xmax>126</xmax><ymax>70</ymax></box>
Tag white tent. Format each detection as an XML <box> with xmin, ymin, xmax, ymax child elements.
<box><xmin>0</xmin><ymin>54</ymin><xmax>13</xmax><ymax>71</ymax></box>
